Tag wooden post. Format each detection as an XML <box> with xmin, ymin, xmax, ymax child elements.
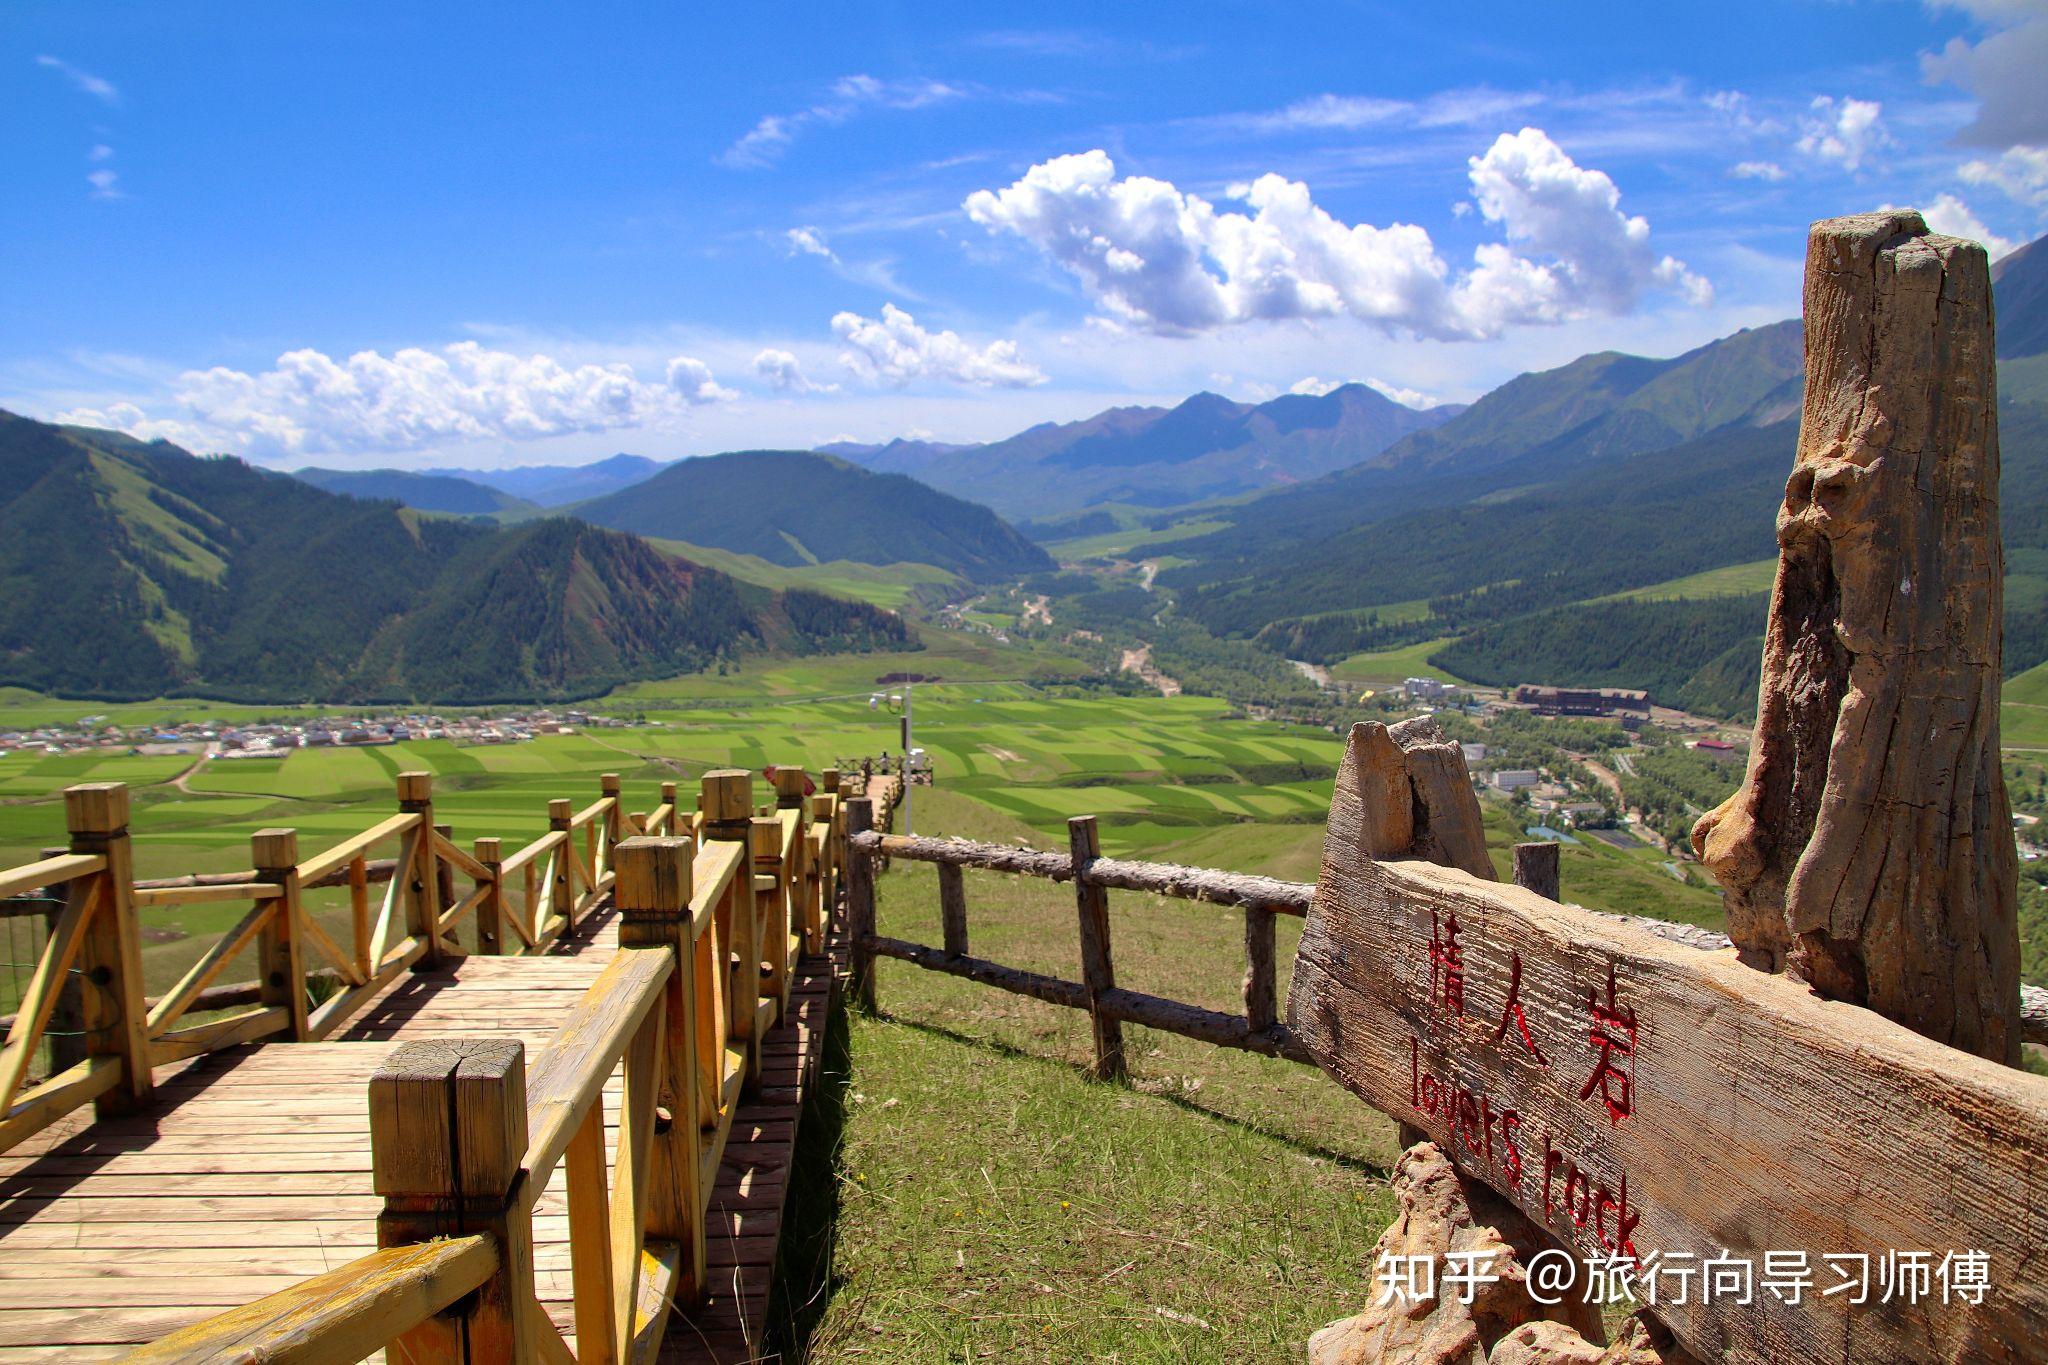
<box><xmin>699</xmin><ymin>770</ymin><xmax>755</xmax><ymax>1086</ymax></box>
<box><xmin>371</xmin><ymin>1038</ymin><xmax>536</xmax><ymax>1362</ymax></box>
<box><xmin>600</xmin><ymin>774</ymin><xmax>622</xmax><ymax>879</ymax></box>
<box><xmin>474</xmin><ymin>838</ymin><xmax>504</xmax><ymax>957</ymax></box>
<box><xmin>751</xmin><ymin>816</ymin><xmax>787</xmax><ymax>1024</ymax></box>
<box><xmin>348</xmin><ymin>854</ymin><xmax>372</xmax><ymax>979</ymax></box>
<box><xmin>1694</xmin><ymin>210</ymin><xmax>2021</xmax><ymax>1062</ymax></box>
<box><xmin>548</xmin><ymin>798</ymin><xmax>575</xmax><ymax>938</ymax></box>
<box><xmin>820</xmin><ymin>766</ymin><xmax>840</xmax><ymax>796</ymax></box>
<box><xmin>433</xmin><ymin>823</ymin><xmax>458</xmax><ymax>955</ymax></box>
<box><xmin>613</xmin><ymin>835</ymin><xmax>706</xmax><ymax>1308</ymax></box>
<box><xmin>1512</xmin><ymin>841</ymin><xmax>1560</xmax><ymax>902</ymax></box>
<box><xmin>250</xmin><ymin>829</ymin><xmax>310</xmax><ymax>1042</ymax></box>
<box><xmin>397</xmin><ymin>773</ymin><xmax>443</xmax><ymax>970</ymax></box>
<box><xmin>65</xmin><ymin>784</ymin><xmax>150</xmax><ymax>1115</ymax></box>
<box><xmin>1243</xmin><ymin>907</ymin><xmax>1276</xmax><ymax>1034</ymax></box>
<box><xmin>38</xmin><ymin>846</ymin><xmax>85</xmax><ymax>1075</ymax></box>
<box><xmin>1068</xmin><ymin>816</ymin><xmax>1126</xmax><ymax>1083</ymax></box>
<box><xmin>660</xmin><ymin>781</ymin><xmax>679</xmax><ymax>836</ymax></box>
<box><xmin>845</xmin><ymin>798</ymin><xmax>877</xmax><ymax>1013</ymax></box>
<box><xmin>938</xmin><ymin>863</ymin><xmax>968</xmax><ymax>958</ymax></box>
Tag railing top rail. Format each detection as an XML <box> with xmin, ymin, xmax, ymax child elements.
<box><xmin>690</xmin><ymin>840</ymin><xmax>745</xmax><ymax>934</ymax></box>
<box><xmin>850</xmin><ymin>829</ymin><xmax>1313</xmax><ymax>914</ymax></box>
<box><xmin>520</xmin><ymin>946</ymin><xmax>673</xmax><ymax>1196</ymax></box>
<box><xmin>296</xmin><ymin>811</ymin><xmax>422</xmax><ymax>886</ymax></box>
<box><xmin>0</xmin><ymin>852</ymin><xmax>105</xmax><ymax>901</ymax></box>
<box><xmin>123</xmin><ymin>1233</ymin><xmax>498</xmax><ymax>1363</ymax></box>
<box><xmin>498</xmin><ymin>827</ymin><xmax>567</xmax><ymax>878</ymax></box>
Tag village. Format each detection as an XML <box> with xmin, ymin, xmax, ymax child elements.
<box><xmin>0</xmin><ymin>705</ymin><xmax>639</xmax><ymax>760</ymax></box>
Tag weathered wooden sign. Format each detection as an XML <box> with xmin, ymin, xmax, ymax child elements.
<box><xmin>1288</xmin><ymin>723</ymin><xmax>2048</xmax><ymax>1364</ymax></box>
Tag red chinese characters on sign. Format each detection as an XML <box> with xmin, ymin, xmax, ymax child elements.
<box><xmin>1491</xmin><ymin>951</ymin><xmax>1548</xmax><ymax>1065</ymax></box>
<box><xmin>1428</xmin><ymin>909</ymin><xmax>1466</xmax><ymax>1019</ymax></box>
<box><xmin>1580</xmin><ymin>961</ymin><xmax>1637</xmax><ymax>1126</ymax></box>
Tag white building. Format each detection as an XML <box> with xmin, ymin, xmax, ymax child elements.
<box><xmin>1490</xmin><ymin>769</ymin><xmax>1540</xmax><ymax>792</ymax></box>
<box><xmin>1404</xmin><ymin>676</ymin><xmax>1454</xmax><ymax>702</ymax></box>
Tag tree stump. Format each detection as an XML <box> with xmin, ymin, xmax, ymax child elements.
<box><xmin>1692</xmin><ymin>209</ymin><xmax>2021</xmax><ymax>1063</ymax></box>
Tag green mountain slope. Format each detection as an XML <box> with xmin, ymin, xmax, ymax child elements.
<box><xmin>294</xmin><ymin>467</ymin><xmax>541</xmax><ymax>519</ymax></box>
<box><xmin>0</xmin><ymin>412</ymin><xmax>912</xmax><ymax>703</ymax></box>
<box><xmin>572</xmin><ymin>450</ymin><xmax>1052</xmax><ymax>580</ymax></box>
<box><xmin>1143</xmin><ymin>235</ymin><xmax>2048</xmax><ymax>712</ymax></box>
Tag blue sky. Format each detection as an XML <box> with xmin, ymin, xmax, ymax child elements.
<box><xmin>5</xmin><ymin>0</ymin><xmax>2045</xmax><ymax>468</ymax></box>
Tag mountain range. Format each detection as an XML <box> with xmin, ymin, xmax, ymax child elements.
<box><xmin>0</xmin><ymin>413</ymin><xmax>910</xmax><ymax>703</ymax></box>
<box><xmin>823</xmin><ymin>382</ymin><xmax>1465</xmax><ymax>518</ymax></box>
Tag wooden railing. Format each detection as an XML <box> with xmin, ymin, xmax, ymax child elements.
<box><xmin>844</xmin><ymin>807</ymin><xmax>1315</xmax><ymax>1078</ymax></box>
<box><xmin>0</xmin><ymin>763</ymin><xmax>832</xmax><ymax>1159</ymax></box>
<box><xmin>117</xmin><ymin>764</ymin><xmax>849</xmax><ymax>1362</ymax></box>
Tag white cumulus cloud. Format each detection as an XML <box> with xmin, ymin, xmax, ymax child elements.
<box><xmin>1884</xmin><ymin>193</ymin><xmax>2018</xmax><ymax>259</ymax></box>
<box><xmin>1960</xmin><ymin>143</ymin><xmax>2048</xmax><ymax>208</ymax></box>
<box><xmin>752</xmin><ymin>348</ymin><xmax>838</xmax><ymax>394</ymax></box>
<box><xmin>82</xmin><ymin>342</ymin><xmax>735</xmax><ymax>459</ymax></box>
<box><xmin>1796</xmin><ymin>96</ymin><xmax>1893</xmax><ymax>173</ymax></box>
<box><xmin>831</xmin><ymin>304</ymin><xmax>1046</xmax><ymax>387</ymax></box>
<box><xmin>1729</xmin><ymin>160</ymin><xmax>1788</xmax><ymax>182</ymax></box>
<box><xmin>964</xmin><ymin>132</ymin><xmax>1706</xmax><ymax>342</ymax></box>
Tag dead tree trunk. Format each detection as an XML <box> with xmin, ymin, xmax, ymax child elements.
<box><xmin>1693</xmin><ymin>209</ymin><xmax>2021</xmax><ymax>1063</ymax></box>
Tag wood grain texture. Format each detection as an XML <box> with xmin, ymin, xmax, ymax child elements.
<box><xmin>1290</xmin><ymin>725</ymin><xmax>2048</xmax><ymax>1364</ymax></box>
<box><xmin>1693</xmin><ymin>211</ymin><xmax>2020</xmax><ymax>1062</ymax></box>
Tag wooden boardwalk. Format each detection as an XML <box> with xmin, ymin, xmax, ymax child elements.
<box><xmin>0</xmin><ymin>905</ymin><xmax>844</xmax><ymax>1360</ymax></box>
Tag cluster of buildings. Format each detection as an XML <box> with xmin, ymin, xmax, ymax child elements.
<box><xmin>1509</xmin><ymin>684</ymin><xmax>1652</xmax><ymax>722</ymax></box>
<box><xmin>0</xmin><ymin>708</ymin><xmax>631</xmax><ymax>759</ymax></box>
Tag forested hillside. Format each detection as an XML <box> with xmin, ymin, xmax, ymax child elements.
<box><xmin>573</xmin><ymin>449</ymin><xmax>1052</xmax><ymax>579</ymax></box>
<box><xmin>0</xmin><ymin>412</ymin><xmax>911</xmax><ymax>703</ymax></box>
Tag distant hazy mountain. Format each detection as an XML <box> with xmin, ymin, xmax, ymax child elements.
<box><xmin>1995</xmin><ymin>236</ymin><xmax>2048</xmax><ymax>361</ymax></box>
<box><xmin>294</xmin><ymin>467</ymin><xmax>540</xmax><ymax>519</ymax></box>
<box><xmin>0</xmin><ymin>412</ymin><xmax>910</xmax><ymax>702</ymax></box>
<box><xmin>815</xmin><ymin>438</ymin><xmax>981</xmax><ymax>475</ymax></box>
<box><xmin>829</xmin><ymin>383</ymin><xmax>1463</xmax><ymax>519</ymax></box>
<box><xmin>451</xmin><ymin>453</ymin><xmax>666</xmax><ymax>507</ymax></box>
<box><xmin>572</xmin><ymin>450</ymin><xmax>1053</xmax><ymax>579</ymax></box>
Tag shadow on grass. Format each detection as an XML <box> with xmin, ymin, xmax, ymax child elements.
<box><xmin>763</xmin><ymin>989</ymin><xmax>854</xmax><ymax>1362</ymax></box>
<box><xmin>881</xmin><ymin>1011</ymin><xmax>1391</xmax><ymax>1180</ymax></box>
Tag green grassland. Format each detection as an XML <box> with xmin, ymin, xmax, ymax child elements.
<box><xmin>1040</xmin><ymin>517</ymin><xmax>1230</xmax><ymax>562</ymax></box>
<box><xmin>644</xmin><ymin>537</ymin><xmax>960</xmax><ymax>610</ymax></box>
<box><xmin>1591</xmin><ymin>558</ymin><xmax>1778</xmax><ymax>602</ymax></box>
<box><xmin>1327</xmin><ymin>636</ymin><xmax>1466</xmax><ymax>688</ymax></box>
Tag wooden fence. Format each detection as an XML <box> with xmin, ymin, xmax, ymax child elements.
<box><xmin>0</xmin><ymin>760</ymin><xmax>854</xmax><ymax>1362</ymax></box>
<box><xmin>841</xmin><ymin>819</ymin><xmax>1593</xmax><ymax>1079</ymax></box>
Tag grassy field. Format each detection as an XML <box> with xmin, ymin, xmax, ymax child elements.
<box><xmin>1591</xmin><ymin>558</ymin><xmax>1777</xmax><ymax>602</ymax></box>
<box><xmin>1327</xmin><ymin>637</ymin><xmax>1466</xmax><ymax>689</ymax></box>
<box><xmin>645</xmin><ymin>537</ymin><xmax>960</xmax><ymax>609</ymax></box>
<box><xmin>0</xmin><ymin>647</ymin><xmax>1831</xmax><ymax>1357</ymax></box>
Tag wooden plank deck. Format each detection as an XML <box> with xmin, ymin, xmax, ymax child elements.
<box><xmin>661</xmin><ymin>930</ymin><xmax>844</xmax><ymax>1363</ymax></box>
<box><xmin>0</xmin><ymin>905</ymin><xmax>844</xmax><ymax>1360</ymax></box>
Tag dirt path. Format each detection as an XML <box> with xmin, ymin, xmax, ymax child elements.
<box><xmin>1289</xmin><ymin>659</ymin><xmax>1331</xmax><ymax>688</ymax></box>
<box><xmin>1119</xmin><ymin>645</ymin><xmax>1182</xmax><ymax>697</ymax></box>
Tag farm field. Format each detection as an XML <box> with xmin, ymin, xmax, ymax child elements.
<box><xmin>0</xmin><ymin>638</ymin><xmax>1726</xmax><ymax>1011</ymax></box>
<box><xmin>1327</xmin><ymin>637</ymin><xmax>1466</xmax><ymax>689</ymax></box>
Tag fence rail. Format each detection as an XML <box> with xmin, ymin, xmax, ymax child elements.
<box><xmin>0</xmin><ymin>761</ymin><xmax>855</xmax><ymax>1360</ymax></box>
<box><xmin>0</xmin><ymin>762</ymin><xmax>853</xmax><ymax>1164</ymax></box>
